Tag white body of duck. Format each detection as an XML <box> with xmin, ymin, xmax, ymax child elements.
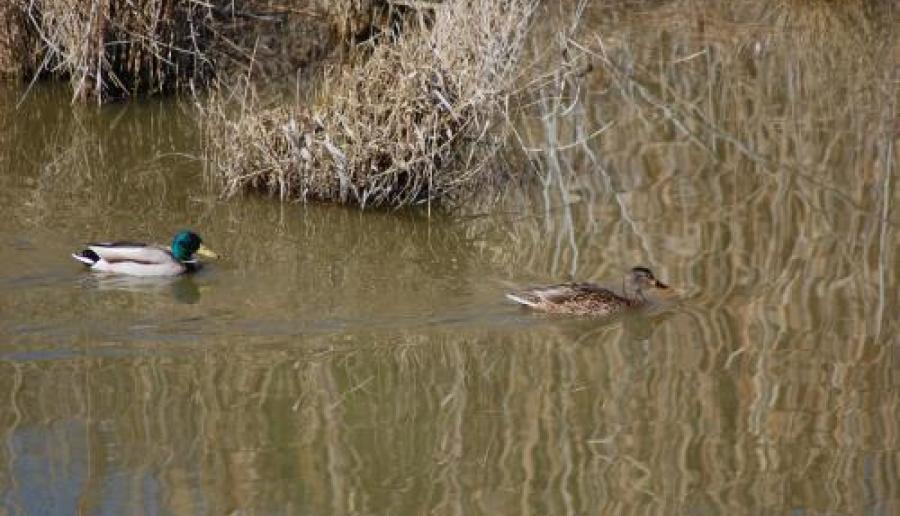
<box><xmin>72</xmin><ymin>231</ymin><xmax>217</xmax><ymax>277</ymax></box>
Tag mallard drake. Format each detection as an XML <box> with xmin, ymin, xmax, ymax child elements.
<box><xmin>72</xmin><ymin>230</ymin><xmax>218</xmax><ymax>277</ymax></box>
<box><xmin>506</xmin><ymin>266</ymin><xmax>670</xmax><ymax>316</ymax></box>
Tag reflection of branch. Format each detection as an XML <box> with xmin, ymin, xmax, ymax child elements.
<box><xmin>875</xmin><ymin>133</ymin><xmax>892</xmax><ymax>341</ymax></box>
<box><xmin>3</xmin><ymin>364</ymin><xmax>25</xmax><ymax>515</ymax></box>
<box><xmin>575</xmin><ymin>35</ymin><xmax>868</xmax><ymax>213</ymax></box>
<box><xmin>432</xmin><ymin>342</ymin><xmax>466</xmax><ymax>514</ymax></box>
<box><xmin>538</xmin><ymin>75</ymin><xmax>580</xmax><ymax>277</ymax></box>
<box><xmin>316</xmin><ymin>362</ymin><xmax>350</xmax><ymax>515</ymax></box>
<box><xmin>519</xmin><ymin>120</ymin><xmax>613</xmax><ymax>152</ymax></box>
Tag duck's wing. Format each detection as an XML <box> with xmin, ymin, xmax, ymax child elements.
<box><xmin>86</xmin><ymin>242</ymin><xmax>173</xmax><ymax>264</ymax></box>
<box><xmin>506</xmin><ymin>282</ymin><xmax>619</xmax><ymax>308</ymax></box>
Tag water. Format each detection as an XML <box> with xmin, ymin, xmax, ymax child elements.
<box><xmin>1</xmin><ymin>3</ymin><xmax>898</xmax><ymax>514</ymax></box>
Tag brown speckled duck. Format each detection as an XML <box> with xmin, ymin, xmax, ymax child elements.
<box><xmin>506</xmin><ymin>266</ymin><xmax>670</xmax><ymax>316</ymax></box>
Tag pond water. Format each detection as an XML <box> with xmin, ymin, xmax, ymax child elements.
<box><xmin>1</xmin><ymin>3</ymin><xmax>898</xmax><ymax>515</ymax></box>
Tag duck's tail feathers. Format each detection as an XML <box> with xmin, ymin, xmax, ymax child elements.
<box><xmin>72</xmin><ymin>249</ymin><xmax>101</xmax><ymax>266</ymax></box>
<box><xmin>505</xmin><ymin>292</ymin><xmax>540</xmax><ymax>307</ymax></box>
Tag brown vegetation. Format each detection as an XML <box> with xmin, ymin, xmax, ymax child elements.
<box><xmin>0</xmin><ymin>0</ymin><xmax>439</xmax><ymax>102</ymax></box>
<box><xmin>2</xmin><ymin>0</ymin><xmax>893</xmax><ymax>210</ymax></box>
<box><xmin>2</xmin><ymin>0</ymin><xmax>223</xmax><ymax>101</ymax></box>
<box><xmin>0</xmin><ymin>0</ymin><xmax>364</xmax><ymax>102</ymax></box>
<box><xmin>203</xmin><ymin>0</ymin><xmax>537</xmax><ymax>208</ymax></box>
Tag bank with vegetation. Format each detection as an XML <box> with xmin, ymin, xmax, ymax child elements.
<box><xmin>1</xmin><ymin>0</ymin><xmax>540</xmax><ymax>208</ymax></box>
<box><xmin>1</xmin><ymin>0</ymin><xmax>897</xmax><ymax>210</ymax></box>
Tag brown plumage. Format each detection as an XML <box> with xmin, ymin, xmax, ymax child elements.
<box><xmin>506</xmin><ymin>267</ymin><xmax>670</xmax><ymax>316</ymax></box>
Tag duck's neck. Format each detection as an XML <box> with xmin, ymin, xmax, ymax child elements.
<box><xmin>621</xmin><ymin>289</ymin><xmax>646</xmax><ymax>305</ymax></box>
<box><xmin>170</xmin><ymin>244</ymin><xmax>193</xmax><ymax>262</ymax></box>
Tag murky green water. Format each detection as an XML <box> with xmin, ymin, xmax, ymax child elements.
<box><xmin>1</xmin><ymin>3</ymin><xmax>898</xmax><ymax>515</ymax></box>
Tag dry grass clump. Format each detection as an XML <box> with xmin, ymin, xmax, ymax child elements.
<box><xmin>1</xmin><ymin>0</ymin><xmax>353</xmax><ymax>101</ymax></box>
<box><xmin>203</xmin><ymin>0</ymin><xmax>537</xmax><ymax>208</ymax></box>
<box><xmin>13</xmin><ymin>0</ymin><xmax>218</xmax><ymax>102</ymax></box>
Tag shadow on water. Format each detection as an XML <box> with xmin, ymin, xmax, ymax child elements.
<box><xmin>0</xmin><ymin>1</ymin><xmax>898</xmax><ymax>514</ymax></box>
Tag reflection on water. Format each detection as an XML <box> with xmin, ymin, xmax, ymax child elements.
<box><xmin>0</xmin><ymin>2</ymin><xmax>898</xmax><ymax>514</ymax></box>
<box><xmin>79</xmin><ymin>274</ymin><xmax>204</xmax><ymax>304</ymax></box>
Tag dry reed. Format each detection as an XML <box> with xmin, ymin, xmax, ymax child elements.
<box><xmin>203</xmin><ymin>0</ymin><xmax>537</xmax><ymax>208</ymax></box>
<box><xmin>3</xmin><ymin>0</ymin><xmax>348</xmax><ymax>102</ymax></box>
<box><xmin>9</xmin><ymin>0</ymin><xmax>224</xmax><ymax>102</ymax></box>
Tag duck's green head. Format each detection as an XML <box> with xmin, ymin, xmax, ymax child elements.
<box><xmin>171</xmin><ymin>230</ymin><xmax>218</xmax><ymax>262</ymax></box>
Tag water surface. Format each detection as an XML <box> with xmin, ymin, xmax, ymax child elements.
<box><xmin>1</xmin><ymin>3</ymin><xmax>898</xmax><ymax>514</ymax></box>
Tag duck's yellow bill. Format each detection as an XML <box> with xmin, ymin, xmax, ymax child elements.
<box><xmin>196</xmin><ymin>244</ymin><xmax>219</xmax><ymax>259</ymax></box>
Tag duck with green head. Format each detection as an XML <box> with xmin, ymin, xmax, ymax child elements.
<box><xmin>506</xmin><ymin>266</ymin><xmax>672</xmax><ymax>316</ymax></box>
<box><xmin>72</xmin><ymin>230</ymin><xmax>218</xmax><ymax>276</ymax></box>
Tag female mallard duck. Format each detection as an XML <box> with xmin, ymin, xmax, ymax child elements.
<box><xmin>506</xmin><ymin>266</ymin><xmax>671</xmax><ymax>316</ymax></box>
<box><xmin>72</xmin><ymin>230</ymin><xmax>218</xmax><ymax>277</ymax></box>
